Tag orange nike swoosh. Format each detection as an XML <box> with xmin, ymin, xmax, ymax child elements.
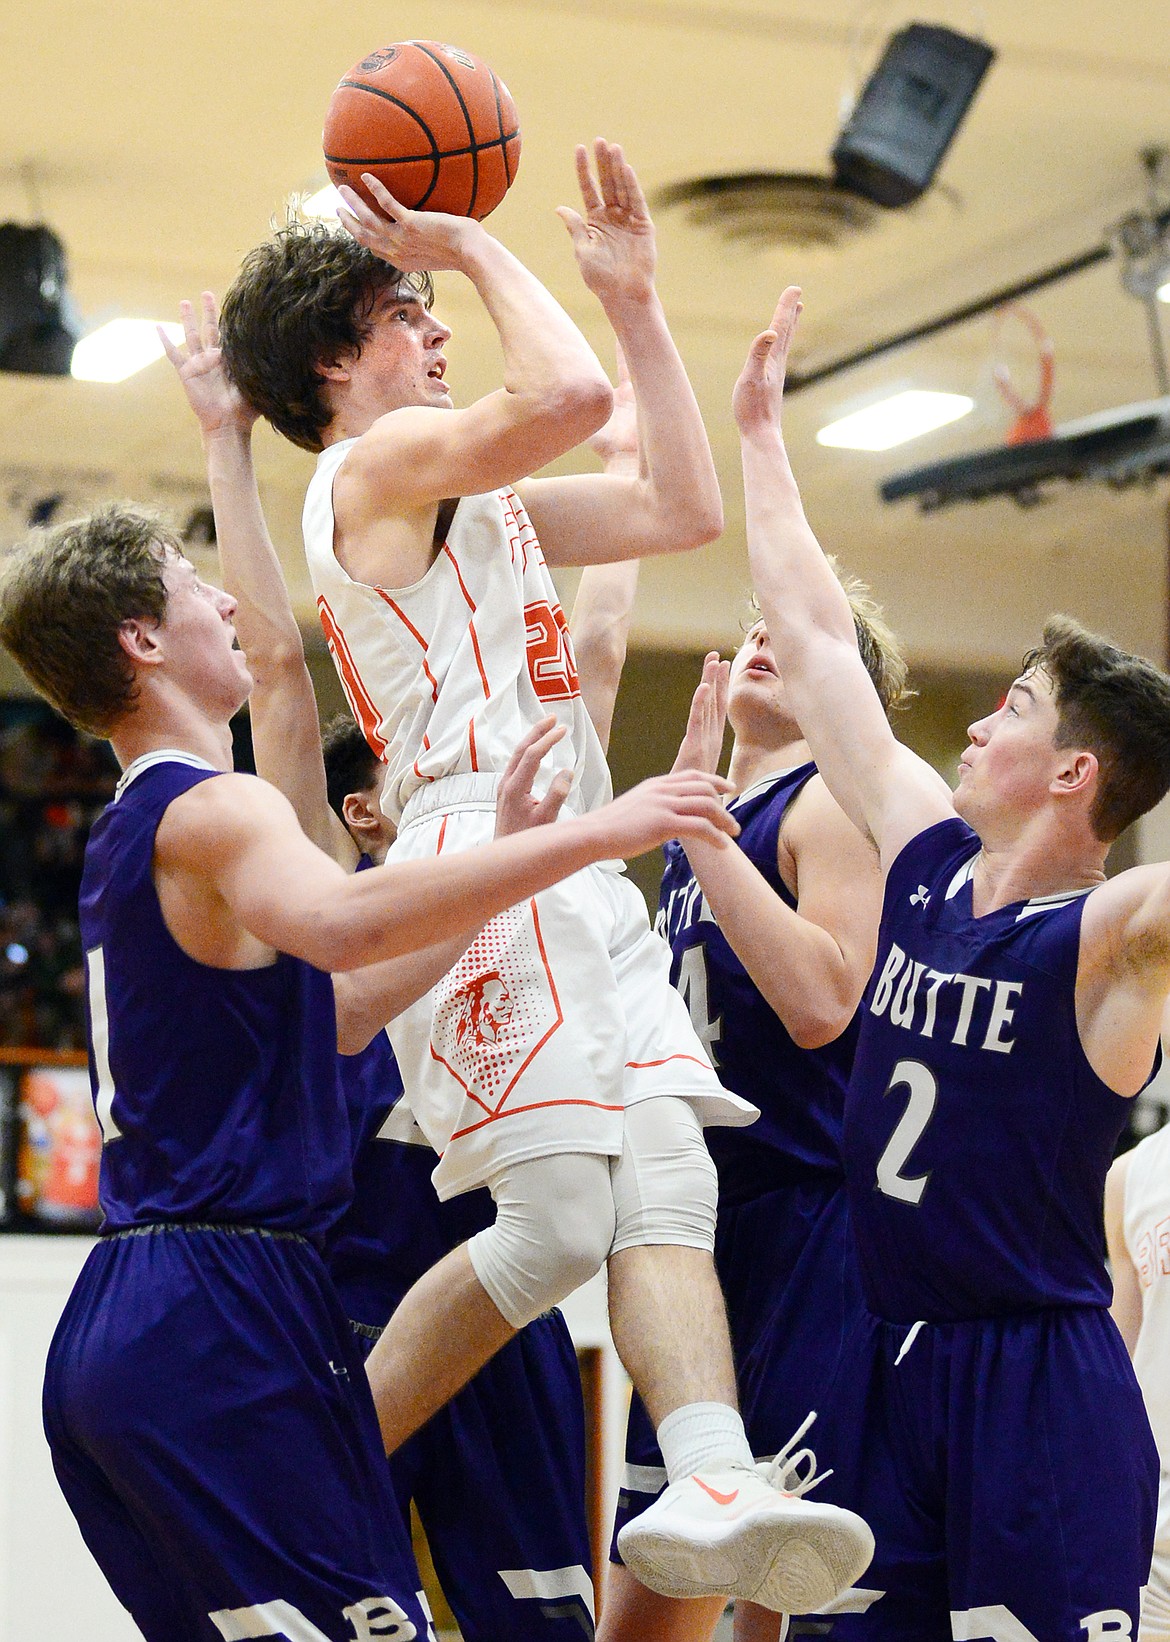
<box><xmin>693</xmin><ymin>1476</ymin><xmax>739</xmax><ymax>1507</ymax></box>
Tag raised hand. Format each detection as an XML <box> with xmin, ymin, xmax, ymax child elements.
<box><xmin>337</xmin><ymin>176</ymin><xmax>483</xmax><ymax>272</ymax></box>
<box><xmin>587</xmin><ymin>342</ymin><xmax>640</xmax><ymax>473</ymax></box>
<box><xmin>557</xmin><ymin>140</ymin><xmax>656</xmax><ymax>308</ymax></box>
<box><xmin>732</xmin><ymin>286</ymin><xmax>803</xmax><ymax>442</ymax></box>
<box><xmin>595</xmin><ymin>769</ymin><xmax>738</xmax><ymax>859</ymax></box>
<box><xmin>494</xmin><ymin>717</ymin><xmax>573</xmax><ymax>837</ymax></box>
<box><xmin>673</xmin><ymin>652</ymin><xmax>730</xmax><ymax>776</ymax></box>
<box><xmin>159</xmin><ymin>292</ymin><xmax>257</xmax><ymax>439</ymax></box>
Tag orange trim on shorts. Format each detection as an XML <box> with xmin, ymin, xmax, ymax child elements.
<box><xmin>436</xmin><ymin>814</ymin><xmax>449</xmax><ymax>854</ymax></box>
<box><xmin>375</xmin><ymin>588</ymin><xmax>440</xmax><ymax>703</ymax></box>
<box><xmin>316</xmin><ymin>596</ymin><xmax>387</xmax><ymax>758</ymax></box>
<box><xmin>450</xmin><ymin>1097</ymin><xmax>625</xmax><ymax>1142</ymax></box>
<box><xmin>625</xmin><ymin>1053</ymin><xmax>713</xmax><ymax>1071</ymax></box>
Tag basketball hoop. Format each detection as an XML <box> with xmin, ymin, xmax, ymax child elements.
<box><xmin>992</xmin><ymin>302</ymin><xmax>1055</xmax><ymax>445</ymax></box>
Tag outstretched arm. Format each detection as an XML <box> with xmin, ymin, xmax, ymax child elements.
<box><xmin>156</xmin><ymin>762</ymin><xmax>738</xmax><ymax>977</ymax></box>
<box><xmin>671</xmin><ymin>655</ymin><xmax>882</xmax><ymax>1046</ymax></box>
<box><xmin>161</xmin><ymin>294</ymin><xmax>354</xmax><ymax>866</ymax></box>
<box><xmin>569</xmin><ymin>346</ymin><xmax>641</xmax><ymax>750</ymax></box>
<box><xmin>736</xmin><ymin>289</ymin><xmax>951</xmax><ymax>865</ymax></box>
<box><xmin>516</xmin><ymin>141</ymin><xmax>722</xmax><ymax>566</ymax></box>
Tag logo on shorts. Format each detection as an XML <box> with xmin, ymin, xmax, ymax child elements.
<box><xmin>910</xmin><ymin>884</ymin><xmax>931</xmax><ymax>908</ymax></box>
<box><xmin>355</xmin><ymin>46</ymin><xmax>399</xmax><ymax>73</ymax></box>
<box><xmin>452</xmin><ymin>970</ymin><xmax>515</xmax><ymax>1048</ymax></box>
<box><xmin>430</xmin><ymin>900</ymin><xmax>565</xmax><ymax>1116</ymax></box>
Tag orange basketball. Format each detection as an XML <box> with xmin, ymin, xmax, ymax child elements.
<box><xmin>323</xmin><ymin>41</ymin><xmax>521</xmax><ymax>220</ymax></box>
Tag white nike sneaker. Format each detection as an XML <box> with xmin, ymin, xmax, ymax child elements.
<box><xmin>616</xmin><ymin>1414</ymin><xmax>874</xmax><ymax>1616</ymax></box>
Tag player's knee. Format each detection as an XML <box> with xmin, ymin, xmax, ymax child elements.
<box><xmin>542</xmin><ymin>1185</ymin><xmax>616</xmax><ymax>1296</ymax></box>
<box><xmin>469</xmin><ymin>1153</ymin><xmax>616</xmax><ymax>1328</ymax></box>
<box><xmin>610</xmin><ymin>1096</ymin><xmax>718</xmax><ymax>1253</ymax></box>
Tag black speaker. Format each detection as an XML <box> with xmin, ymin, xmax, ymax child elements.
<box><xmin>832</xmin><ymin>24</ymin><xmax>995</xmax><ymax>209</ymax></box>
<box><xmin>0</xmin><ymin>223</ymin><xmax>79</xmax><ymax>375</ymax></box>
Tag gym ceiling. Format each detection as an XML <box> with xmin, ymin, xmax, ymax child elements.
<box><xmin>0</xmin><ymin>0</ymin><xmax>1167</xmax><ymax>673</ymax></box>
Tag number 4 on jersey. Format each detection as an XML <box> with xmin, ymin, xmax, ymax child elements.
<box><xmin>677</xmin><ymin>945</ymin><xmax>723</xmax><ymax>1067</ymax></box>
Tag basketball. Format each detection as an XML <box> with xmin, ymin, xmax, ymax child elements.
<box><xmin>323</xmin><ymin>41</ymin><xmax>521</xmax><ymax>220</ymax></box>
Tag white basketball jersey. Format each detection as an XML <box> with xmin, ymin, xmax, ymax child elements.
<box><xmin>1123</xmin><ymin>1121</ymin><xmax>1170</xmax><ymax>1461</ymax></box>
<box><xmin>303</xmin><ymin>438</ymin><xmax>613</xmax><ymax>826</ymax></box>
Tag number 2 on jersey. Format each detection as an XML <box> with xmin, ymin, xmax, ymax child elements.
<box><xmin>677</xmin><ymin>945</ymin><xmax>723</xmax><ymax>1067</ymax></box>
<box><xmin>875</xmin><ymin>1058</ymin><xmax>938</xmax><ymax>1205</ymax></box>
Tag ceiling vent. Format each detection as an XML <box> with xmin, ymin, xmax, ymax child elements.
<box><xmin>655</xmin><ymin>173</ymin><xmax>881</xmax><ymax>250</ymax></box>
<box><xmin>656</xmin><ymin>23</ymin><xmax>994</xmax><ymax>250</ymax></box>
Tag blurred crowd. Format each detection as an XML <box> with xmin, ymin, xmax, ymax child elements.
<box><xmin>0</xmin><ymin>710</ymin><xmax>117</xmax><ymax>1050</ymax></box>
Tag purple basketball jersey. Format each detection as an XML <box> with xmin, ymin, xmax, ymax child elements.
<box><xmin>845</xmin><ymin>816</ymin><xmax>1149</xmax><ymax>1322</ymax></box>
<box><xmin>79</xmin><ymin>753</ymin><xmax>352</xmax><ymax>1238</ymax></box>
<box><xmin>657</xmin><ymin>763</ymin><xmax>853</xmax><ymax>1198</ymax></box>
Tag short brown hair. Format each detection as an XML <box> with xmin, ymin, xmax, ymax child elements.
<box><xmin>0</xmin><ymin>504</ymin><xmax>174</xmax><ymax>735</ymax></box>
<box><xmin>220</xmin><ymin>220</ymin><xmax>434</xmax><ymax>453</ymax></box>
<box><xmin>1023</xmin><ymin>614</ymin><xmax>1170</xmax><ymax>841</ymax></box>
<box><xmin>748</xmin><ymin>560</ymin><xmax>913</xmax><ymax>716</ymax></box>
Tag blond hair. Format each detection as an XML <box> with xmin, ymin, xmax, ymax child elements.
<box><xmin>747</xmin><ymin>557</ymin><xmax>912</xmax><ymax>716</ymax></box>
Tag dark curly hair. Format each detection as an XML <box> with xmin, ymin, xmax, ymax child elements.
<box><xmin>220</xmin><ymin>220</ymin><xmax>434</xmax><ymax>453</ymax></box>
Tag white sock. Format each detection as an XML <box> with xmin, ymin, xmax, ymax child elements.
<box><xmin>657</xmin><ymin>1401</ymin><xmax>754</xmax><ymax>1483</ymax></box>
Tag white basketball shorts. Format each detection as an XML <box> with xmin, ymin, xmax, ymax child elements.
<box><xmin>385</xmin><ymin>775</ymin><xmax>756</xmax><ymax>1199</ymax></box>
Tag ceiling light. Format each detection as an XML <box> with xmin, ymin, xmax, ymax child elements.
<box><xmin>1159</xmin><ymin>278</ymin><xmax>1170</xmax><ymax>303</ymax></box>
<box><xmin>301</xmin><ymin>184</ymin><xmax>342</xmax><ymax>220</ymax></box>
<box><xmin>816</xmin><ymin>389</ymin><xmax>974</xmax><ymax>451</ymax></box>
<box><xmin>71</xmin><ymin>319</ymin><xmax>182</xmax><ymax>384</ymax></box>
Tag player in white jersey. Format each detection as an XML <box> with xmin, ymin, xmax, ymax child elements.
<box><xmin>1107</xmin><ymin>1123</ymin><xmax>1170</xmax><ymax>1641</ymax></box>
<box><xmin>218</xmin><ymin>144</ymin><xmax>875</xmax><ymax>1615</ymax></box>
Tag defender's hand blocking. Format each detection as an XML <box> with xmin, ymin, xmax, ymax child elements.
<box><xmin>495</xmin><ymin>716</ymin><xmax>573</xmax><ymax>838</ymax></box>
<box><xmin>558</xmin><ymin>140</ymin><xmax>656</xmax><ymax>307</ymax></box>
<box><xmin>160</xmin><ymin>293</ymin><xmax>257</xmax><ymax>438</ymax></box>
<box><xmin>732</xmin><ymin>286</ymin><xmax>803</xmax><ymax>442</ymax></box>
<box><xmin>337</xmin><ymin>175</ymin><xmax>483</xmax><ymax>272</ymax></box>
<box><xmin>673</xmin><ymin>652</ymin><xmax>730</xmax><ymax>776</ymax></box>
<box><xmin>595</xmin><ymin>769</ymin><xmax>738</xmax><ymax>859</ymax></box>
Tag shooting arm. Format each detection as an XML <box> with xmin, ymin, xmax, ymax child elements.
<box><xmin>516</xmin><ymin>143</ymin><xmax>722</xmax><ymax>565</ymax></box>
<box><xmin>336</xmin><ymin>185</ymin><xmax>612</xmax><ymax>509</ymax></box>
<box><xmin>566</xmin><ymin>371</ymin><xmax>642</xmax><ymax>750</ymax></box>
